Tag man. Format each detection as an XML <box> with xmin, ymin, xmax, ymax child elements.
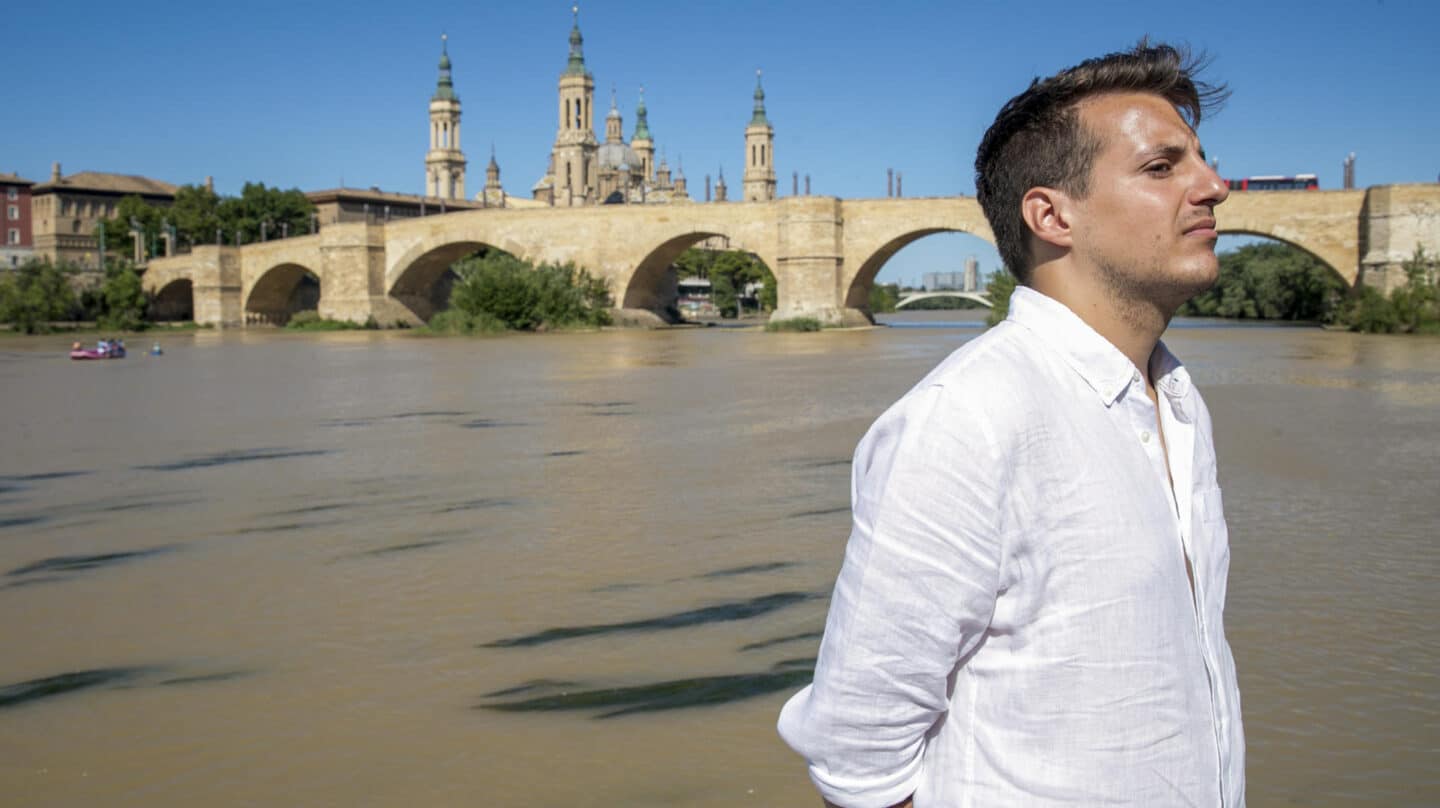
<box><xmin>777</xmin><ymin>43</ymin><xmax>1245</xmax><ymax>807</ymax></box>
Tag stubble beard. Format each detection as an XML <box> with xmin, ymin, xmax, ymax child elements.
<box><xmin>1095</xmin><ymin>251</ymin><xmax>1219</xmax><ymax>333</ymax></box>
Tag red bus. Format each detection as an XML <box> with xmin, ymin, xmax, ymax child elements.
<box><xmin>1225</xmin><ymin>174</ymin><xmax>1319</xmax><ymax>191</ymax></box>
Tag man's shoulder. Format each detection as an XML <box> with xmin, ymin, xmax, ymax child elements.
<box><xmin>874</xmin><ymin>321</ymin><xmax>1057</xmax><ymax>441</ymax></box>
<box><xmin>914</xmin><ymin>320</ymin><xmax>1055</xmax><ymax>399</ymax></box>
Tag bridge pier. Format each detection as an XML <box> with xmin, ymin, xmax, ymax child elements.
<box><xmin>1359</xmin><ymin>184</ymin><xmax>1440</xmax><ymax>292</ymax></box>
<box><xmin>317</xmin><ymin>223</ymin><xmax>415</xmax><ymax>327</ymax></box>
<box><xmin>189</xmin><ymin>246</ymin><xmax>243</xmax><ymax>328</ymax></box>
<box><xmin>770</xmin><ymin>197</ymin><xmax>870</xmax><ymax>326</ymax></box>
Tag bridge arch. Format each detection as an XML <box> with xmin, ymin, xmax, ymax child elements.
<box><xmin>622</xmin><ymin>231</ymin><xmax>780</xmax><ymax>323</ymax></box>
<box><xmin>1216</xmin><ymin>229</ymin><xmax>1351</xmax><ymax>287</ymax></box>
<box><xmin>148</xmin><ymin>278</ymin><xmax>194</xmax><ymax>322</ymax></box>
<box><xmin>246</xmin><ymin>262</ymin><xmax>321</xmax><ymax>326</ymax></box>
<box><xmin>389</xmin><ymin>240</ymin><xmax>514</xmax><ymax>323</ymax></box>
<box><xmin>845</xmin><ymin>226</ymin><xmax>997</xmax><ymax>312</ymax></box>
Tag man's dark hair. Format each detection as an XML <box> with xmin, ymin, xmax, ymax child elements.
<box><xmin>974</xmin><ymin>42</ymin><xmax>1228</xmax><ymax>282</ymax></box>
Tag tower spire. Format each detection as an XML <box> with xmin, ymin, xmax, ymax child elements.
<box><xmin>434</xmin><ymin>33</ymin><xmax>457</xmax><ymax>101</ymax></box>
<box><xmin>633</xmin><ymin>86</ymin><xmax>651</xmax><ymax>140</ymax></box>
<box><xmin>750</xmin><ymin>68</ymin><xmax>768</xmax><ymax>125</ymax></box>
<box><xmin>565</xmin><ymin>5</ymin><xmax>588</xmax><ymax>76</ymax></box>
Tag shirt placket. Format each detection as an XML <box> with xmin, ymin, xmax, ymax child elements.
<box><xmin>1145</xmin><ymin>379</ymin><xmax>1229</xmax><ymax>806</ymax></box>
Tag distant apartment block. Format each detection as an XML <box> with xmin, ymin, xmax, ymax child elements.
<box><xmin>923</xmin><ymin>257</ymin><xmax>982</xmax><ymax>293</ymax></box>
<box><xmin>1</xmin><ymin>172</ymin><xmax>34</xmax><ymax>268</ymax></box>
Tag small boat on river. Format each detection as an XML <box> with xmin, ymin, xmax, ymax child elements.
<box><xmin>69</xmin><ymin>341</ymin><xmax>127</xmax><ymax>361</ymax></box>
<box><xmin>69</xmin><ymin>349</ymin><xmax>126</xmax><ymax>360</ymax></box>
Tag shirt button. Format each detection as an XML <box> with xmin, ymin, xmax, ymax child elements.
<box><xmin>1140</xmin><ymin>430</ymin><xmax>1152</xmax><ymax>443</ymax></box>
<box><xmin>1132</xmin><ymin>371</ymin><xmax>1142</xmax><ymax>385</ymax></box>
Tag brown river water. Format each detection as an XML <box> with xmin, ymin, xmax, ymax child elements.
<box><xmin>1</xmin><ymin>311</ymin><xmax>1436</xmax><ymax>807</ymax></box>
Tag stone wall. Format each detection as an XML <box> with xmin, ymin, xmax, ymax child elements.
<box><xmin>145</xmin><ymin>184</ymin><xmax>1440</xmax><ymax>329</ymax></box>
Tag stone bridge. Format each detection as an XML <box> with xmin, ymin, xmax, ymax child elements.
<box><xmin>143</xmin><ymin>184</ymin><xmax>1439</xmax><ymax>328</ymax></box>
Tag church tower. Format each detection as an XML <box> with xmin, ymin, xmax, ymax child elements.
<box><xmin>483</xmin><ymin>147</ymin><xmax>504</xmax><ymax>206</ymax></box>
<box><xmin>550</xmin><ymin>6</ymin><xmax>597</xmax><ymax>206</ymax></box>
<box><xmin>630</xmin><ymin>87</ymin><xmax>655</xmax><ymax>182</ymax></box>
<box><xmin>426</xmin><ymin>34</ymin><xmax>466</xmax><ymax>200</ymax></box>
<box><xmin>743</xmin><ymin>70</ymin><xmax>776</xmax><ymax>202</ymax></box>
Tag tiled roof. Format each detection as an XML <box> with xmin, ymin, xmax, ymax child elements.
<box><xmin>33</xmin><ymin>171</ymin><xmax>178</xmax><ymax>197</ymax></box>
<box><xmin>306</xmin><ymin>187</ymin><xmax>484</xmax><ymax>208</ymax></box>
<box><xmin>0</xmin><ymin>172</ymin><xmax>35</xmax><ymax>186</ymax></box>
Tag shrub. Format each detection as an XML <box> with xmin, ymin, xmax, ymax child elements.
<box><xmin>984</xmin><ymin>271</ymin><xmax>1017</xmax><ymax>327</ymax></box>
<box><xmin>98</xmin><ymin>266</ymin><xmax>148</xmax><ymax>332</ymax></box>
<box><xmin>424</xmin><ymin>308</ymin><xmax>506</xmax><ymax>335</ymax></box>
<box><xmin>764</xmin><ymin>317</ymin><xmax>823</xmax><ymax>332</ymax></box>
<box><xmin>0</xmin><ymin>260</ymin><xmax>77</xmax><ymax>334</ymax></box>
<box><xmin>1336</xmin><ymin>246</ymin><xmax>1439</xmax><ymax>334</ymax></box>
<box><xmin>285</xmin><ymin>311</ymin><xmax>361</xmax><ymax>330</ymax></box>
<box><xmin>445</xmin><ymin>251</ymin><xmax>611</xmax><ymax>331</ymax></box>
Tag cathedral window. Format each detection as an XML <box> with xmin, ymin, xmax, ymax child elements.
<box><xmin>761</xmin><ymin>144</ymin><xmax>767</xmax><ymax>166</ymax></box>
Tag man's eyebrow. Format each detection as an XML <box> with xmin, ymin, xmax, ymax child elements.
<box><xmin>1138</xmin><ymin>144</ymin><xmax>1189</xmax><ymax>163</ymax></box>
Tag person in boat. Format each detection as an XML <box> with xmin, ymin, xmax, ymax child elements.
<box><xmin>71</xmin><ymin>341</ymin><xmax>83</xmax><ymax>353</ymax></box>
<box><xmin>97</xmin><ymin>338</ymin><xmax>109</xmax><ymax>355</ymax></box>
<box><xmin>114</xmin><ymin>338</ymin><xmax>126</xmax><ymax>356</ymax></box>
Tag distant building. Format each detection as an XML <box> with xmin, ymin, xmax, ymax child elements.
<box><xmin>963</xmin><ymin>256</ymin><xmax>979</xmax><ymax>292</ymax></box>
<box><xmin>308</xmin><ymin>187</ymin><xmax>485</xmax><ymax>227</ymax></box>
<box><xmin>923</xmin><ymin>271</ymin><xmax>965</xmax><ymax>291</ymax></box>
<box><xmin>1</xmin><ymin>172</ymin><xmax>35</xmax><ymax>268</ymax></box>
<box><xmin>29</xmin><ymin>163</ymin><xmax>176</xmax><ymax>269</ymax></box>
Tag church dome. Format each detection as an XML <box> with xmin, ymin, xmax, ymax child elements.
<box><xmin>597</xmin><ymin>141</ymin><xmax>641</xmax><ymax>170</ymax></box>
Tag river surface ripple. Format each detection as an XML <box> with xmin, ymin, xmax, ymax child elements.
<box><xmin>1</xmin><ymin>316</ymin><xmax>1436</xmax><ymax>807</ymax></box>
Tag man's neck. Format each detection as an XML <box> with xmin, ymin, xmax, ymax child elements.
<box><xmin>1027</xmin><ymin>270</ymin><xmax>1171</xmax><ymax>383</ymax></box>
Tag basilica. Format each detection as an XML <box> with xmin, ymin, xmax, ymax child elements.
<box><xmin>424</xmin><ymin>8</ymin><xmax>776</xmax><ymax>208</ymax></box>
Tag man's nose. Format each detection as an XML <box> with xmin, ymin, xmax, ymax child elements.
<box><xmin>1194</xmin><ymin>161</ymin><xmax>1229</xmax><ymax>207</ymax></box>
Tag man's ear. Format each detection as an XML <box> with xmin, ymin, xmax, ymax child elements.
<box><xmin>1021</xmin><ymin>186</ymin><xmax>1074</xmax><ymax>250</ymax></box>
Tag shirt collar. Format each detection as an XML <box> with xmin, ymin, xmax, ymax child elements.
<box><xmin>1005</xmin><ymin>285</ymin><xmax>1190</xmax><ymax>416</ymax></box>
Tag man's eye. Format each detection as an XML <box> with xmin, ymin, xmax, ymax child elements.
<box><xmin>1145</xmin><ymin>163</ymin><xmax>1173</xmax><ymax>175</ymax></box>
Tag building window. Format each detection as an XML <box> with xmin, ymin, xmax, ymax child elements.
<box><xmin>7</xmin><ymin>229</ymin><xmax>19</xmax><ymax>245</ymax></box>
<box><xmin>6</xmin><ymin>205</ymin><xmax>16</xmax><ymax>220</ymax></box>
<box><xmin>6</xmin><ymin>188</ymin><xmax>16</xmax><ymax>200</ymax></box>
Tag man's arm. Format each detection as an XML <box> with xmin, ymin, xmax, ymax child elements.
<box><xmin>778</xmin><ymin>381</ymin><xmax>1007</xmax><ymax>807</ymax></box>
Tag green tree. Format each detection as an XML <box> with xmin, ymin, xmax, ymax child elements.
<box><xmin>100</xmin><ymin>196</ymin><xmax>166</xmax><ymax>263</ymax></box>
<box><xmin>984</xmin><ymin>271</ymin><xmax>1018</xmax><ymax>326</ymax></box>
<box><xmin>98</xmin><ymin>265</ymin><xmax>149</xmax><ymax>331</ymax></box>
<box><xmin>0</xmin><ymin>260</ymin><xmax>77</xmax><ymax>334</ymax></box>
<box><xmin>671</xmin><ymin>247</ymin><xmax>777</xmax><ymax>316</ymax></box>
<box><xmin>1180</xmin><ymin>242</ymin><xmax>1345</xmax><ymax>322</ymax></box>
<box><xmin>1342</xmin><ymin>245</ymin><xmax>1440</xmax><ymax>334</ymax></box>
<box><xmin>219</xmin><ymin>182</ymin><xmax>315</xmax><ymax>244</ymax></box>
<box><xmin>169</xmin><ymin>184</ymin><xmax>225</xmax><ymax>246</ymax></box>
<box><xmin>869</xmin><ymin>282</ymin><xmax>900</xmax><ymax>314</ymax></box>
<box><xmin>445</xmin><ymin>250</ymin><xmax>611</xmax><ymax>331</ymax></box>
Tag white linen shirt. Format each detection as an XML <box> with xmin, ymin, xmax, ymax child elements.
<box><xmin>778</xmin><ymin>286</ymin><xmax>1244</xmax><ymax>807</ymax></box>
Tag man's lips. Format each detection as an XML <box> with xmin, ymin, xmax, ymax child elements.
<box><xmin>1184</xmin><ymin>218</ymin><xmax>1218</xmax><ymax>238</ymax></box>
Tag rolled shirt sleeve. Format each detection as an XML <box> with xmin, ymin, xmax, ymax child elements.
<box><xmin>778</xmin><ymin>379</ymin><xmax>1008</xmax><ymax>807</ymax></box>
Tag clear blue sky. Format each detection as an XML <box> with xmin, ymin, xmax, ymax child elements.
<box><xmin>6</xmin><ymin>0</ymin><xmax>1437</xmax><ymax>285</ymax></box>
